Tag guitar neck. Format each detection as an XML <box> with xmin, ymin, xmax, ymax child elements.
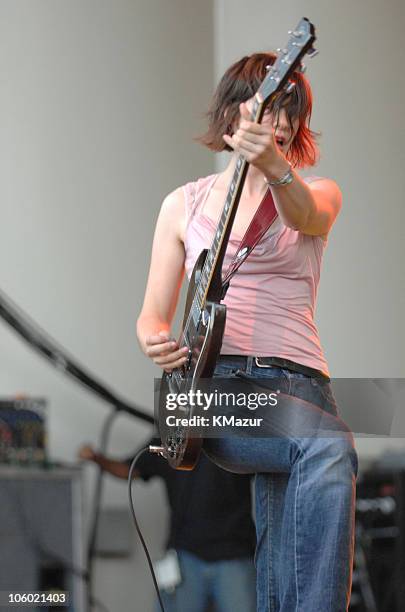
<box><xmin>195</xmin><ymin>96</ymin><xmax>264</xmax><ymax>305</ymax></box>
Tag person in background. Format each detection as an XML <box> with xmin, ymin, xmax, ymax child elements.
<box><xmin>79</xmin><ymin>437</ymin><xmax>256</xmax><ymax>612</ymax></box>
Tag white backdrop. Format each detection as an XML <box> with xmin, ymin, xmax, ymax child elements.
<box><xmin>0</xmin><ymin>1</ymin><xmax>404</xmax><ymax>610</ymax></box>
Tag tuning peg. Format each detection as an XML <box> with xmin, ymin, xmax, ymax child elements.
<box><xmin>285</xmin><ymin>81</ymin><xmax>296</xmax><ymax>93</ymax></box>
<box><xmin>288</xmin><ymin>29</ymin><xmax>303</xmax><ymax>38</ymax></box>
<box><xmin>298</xmin><ymin>63</ymin><xmax>307</xmax><ymax>74</ymax></box>
<box><xmin>307</xmin><ymin>47</ymin><xmax>319</xmax><ymax>58</ymax></box>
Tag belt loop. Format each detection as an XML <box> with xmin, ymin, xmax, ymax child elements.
<box><xmin>246</xmin><ymin>356</ymin><xmax>254</xmax><ymax>375</ymax></box>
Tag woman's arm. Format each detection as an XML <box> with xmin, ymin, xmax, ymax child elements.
<box><xmin>224</xmin><ymin>102</ymin><xmax>342</xmax><ymax>237</ymax></box>
<box><xmin>136</xmin><ymin>187</ymin><xmax>189</xmax><ymax>371</ymax></box>
<box><xmin>264</xmin><ymin>168</ymin><xmax>342</xmax><ymax>237</ymax></box>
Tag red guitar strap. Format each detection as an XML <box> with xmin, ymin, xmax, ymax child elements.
<box><xmin>221</xmin><ymin>188</ymin><xmax>278</xmax><ymax>298</ymax></box>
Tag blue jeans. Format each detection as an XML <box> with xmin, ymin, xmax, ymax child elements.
<box><xmin>203</xmin><ymin>357</ymin><xmax>358</xmax><ymax>612</ymax></box>
<box><xmin>156</xmin><ymin>549</ymin><xmax>256</xmax><ymax>612</ymax></box>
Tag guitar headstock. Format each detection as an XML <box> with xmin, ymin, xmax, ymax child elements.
<box><xmin>256</xmin><ymin>17</ymin><xmax>317</xmax><ymax>106</ymax></box>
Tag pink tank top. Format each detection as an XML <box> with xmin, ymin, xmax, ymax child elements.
<box><xmin>183</xmin><ymin>173</ymin><xmax>330</xmax><ymax>376</ymax></box>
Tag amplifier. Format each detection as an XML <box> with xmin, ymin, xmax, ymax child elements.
<box><xmin>0</xmin><ymin>397</ymin><xmax>47</xmax><ymax>464</ymax></box>
<box><xmin>0</xmin><ymin>465</ymin><xmax>86</xmax><ymax>612</ymax></box>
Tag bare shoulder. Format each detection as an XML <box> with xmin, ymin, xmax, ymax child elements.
<box><xmin>161</xmin><ymin>186</ymin><xmax>185</xmax><ymax>213</ymax></box>
<box><xmin>160</xmin><ymin>186</ymin><xmax>185</xmax><ymax>220</ymax></box>
<box><xmin>300</xmin><ymin>176</ymin><xmax>343</xmax><ymax>239</ymax></box>
<box><xmin>306</xmin><ymin>176</ymin><xmax>342</xmax><ymax>213</ymax></box>
<box><xmin>158</xmin><ymin>186</ymin><xmax>186</xmax><ymax>243</ymax></box>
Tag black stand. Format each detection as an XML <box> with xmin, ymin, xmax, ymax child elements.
<box><xmin>353</xmin><ymin>524</ymin><xmax>379</xmax><ymax>612</ymax></box>
<box><xmin>86</xmin><ymin>411</ymin><xmax>118</xmax><ymax>611</ymax></box>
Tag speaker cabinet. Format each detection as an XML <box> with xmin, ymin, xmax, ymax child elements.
<box><xmin>0</xmin><ymin>465</ymin><xmax>86</xmax><ymax>612</ymax></box>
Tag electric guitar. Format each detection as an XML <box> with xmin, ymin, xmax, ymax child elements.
<box><xmin>159</xmin><ymin>17</ymin><xmax>317</xmax><ymax>469</ymax></box>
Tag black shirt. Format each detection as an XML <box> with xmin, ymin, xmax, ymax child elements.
<box><xmin>129</xmin><ymin>439</ymin><xmax>256</xmax><ymax>562</ymax></box>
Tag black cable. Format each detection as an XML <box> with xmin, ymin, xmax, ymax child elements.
<box><xmin>128</xmin><ymin>448</ymin><xmax>166</xmax><ymax>612</ymax></box>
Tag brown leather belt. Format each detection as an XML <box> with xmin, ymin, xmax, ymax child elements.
<box><xmin>218</xmin><ymin>355</ymin><xmax>330</xmax><ymax>382</ymax></box>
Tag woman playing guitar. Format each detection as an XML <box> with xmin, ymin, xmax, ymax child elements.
<box><xmin>136</xmin><ymin>50</ymin><xmax>357</xmax><ymax>612</ymax></box>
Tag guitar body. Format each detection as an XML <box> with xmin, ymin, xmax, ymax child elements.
<box><xmin>159</xmin><ymin>249</ymin><xmax>226</xmax><ymax>469</ymax></box>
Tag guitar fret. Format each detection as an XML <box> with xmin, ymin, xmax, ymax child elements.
<box><xmin>197</xmin><ymin>286</ymin><xmax>204</xmax><ymax>304</ymax></box>
<box><xmin>192</xmin><ymin>304</ymin><xmax>200</xmax><ymax>326</ymax></box>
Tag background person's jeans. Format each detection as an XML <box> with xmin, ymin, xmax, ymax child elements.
<box><xmin>203</xmin><ymin>357</ymin><xmax>358</xmax><ymax>612</ymax></box>
<box><xmin>155</xmin><ymin>549</ymin><xmax>256</xmax><ymax>612</ymax></box>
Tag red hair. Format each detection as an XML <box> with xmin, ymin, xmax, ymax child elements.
<box><xmin>198</xmin><ymin>52</ymin><xmax>319</xmax><ymax>168</ymax></box>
